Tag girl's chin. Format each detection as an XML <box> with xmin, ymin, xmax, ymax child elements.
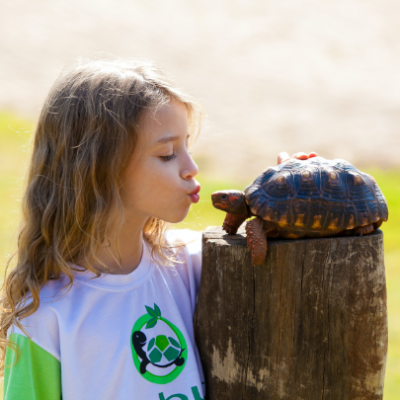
<box><xmin>164</xmin><ymin>207</ymin><xmax>191</xmax><ymax>224</ymax></box>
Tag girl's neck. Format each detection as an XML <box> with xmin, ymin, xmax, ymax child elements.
<box><xmin>92</xmin><ymin>231</ymin><xmax>144</xmax><ymax>275</ymax></box>
<box><xmin>88</xmin><ymin>214</ymin><xmax>147</xmax><ymax>275</ymax></box>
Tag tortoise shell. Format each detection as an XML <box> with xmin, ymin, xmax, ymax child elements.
<box><xmin>243</xmin><ymin>157</ymin><xmax>388</xmax><ymax>239</ymax></box>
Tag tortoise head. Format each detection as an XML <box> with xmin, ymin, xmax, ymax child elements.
<box><xmin>132</xmin><ymin>331</ymin><xmax>147</xmax><ymax>345</ymax></box>
<box><xmin>211</xmin><ymin>190</ymin><xmax>248</xmax><ymax>215</ymax></box>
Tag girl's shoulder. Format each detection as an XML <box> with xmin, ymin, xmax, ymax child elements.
<box><xmin>165</xmin><ymin>228</ymin><xmax>202</xmax><ymax>276</ymax></box>
<box><xmin>164</xmin><ymin>229</ymin><xmax>203</xmax><ymax>301</ymax></box>
<box><xmin>8</xmin><ymin>277</ymin><xmax>66</xmax><ymax>361</ymax></box>
<box><xmin>165</xmin><ymin>228</ymin><xmax>202</xmax><ymax>255</ymax></box>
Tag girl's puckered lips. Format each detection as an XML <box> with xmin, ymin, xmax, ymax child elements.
<box><xmin>188</xmin><ymin>185</ymin><xmax>201</xmax><ymax>203</ymax></box>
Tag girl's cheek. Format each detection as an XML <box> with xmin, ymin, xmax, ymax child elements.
<box><xmin>155</xmin><ymin>163</ymin><xmax>174</xmax><ymax>181</ymax></box>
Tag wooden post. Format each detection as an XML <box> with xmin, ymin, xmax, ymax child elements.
<box><xmin>194</xmin><ymin>226</ymin><xmax>388</xmax><ymax>400</ymax></box>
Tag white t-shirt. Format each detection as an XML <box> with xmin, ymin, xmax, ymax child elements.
<box><xmin>5</xmin><ymin>229</ymin><xmax>205</xmax><ymax>400</ymax></box>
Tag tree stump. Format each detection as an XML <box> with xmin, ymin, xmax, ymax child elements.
<box><xmin>194</xmin><ymin>226</ymin><xmax>388</xmax><ymax>400</ymax></box>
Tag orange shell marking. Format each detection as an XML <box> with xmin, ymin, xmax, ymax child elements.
<box><xmin>295</xmin><ymin>214</ymin><xmax>305</xmax><ymax>227</ymax></box>
<box><xmin>277</xmin><ymin>215</ymin><xmax>288</xmax><ymax>228</ymax></box>
<box><xmin>312</xmin><ymin>215</ymin><xmax>322</xmax><ymax>229</ymax></box>
<box><xmin>347</xmin><ymin>215</ymin><xmax>355</xmax><ymax>229</ymax></box>
<box><xmin>328</xmin><ymin>218</ymin><xmax>339</xmax><ymax>230</ymax></box>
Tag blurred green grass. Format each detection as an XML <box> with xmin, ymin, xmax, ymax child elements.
<box><xmin>0</xmin><ymin>112</ymin><xmax>399</xmax><ymax>398</ymax></box>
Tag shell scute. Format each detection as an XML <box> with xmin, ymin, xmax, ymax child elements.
<box><xmin>325</xmin><ymin>202</ymin><xmax>345</xmax><ymax>232</ymax></box>
<box><xmin>245</xmin><ymin>168</ymin><xmax>294</xmax><ymax>219</ymax></box>
<box><xmin>320</xmin><ymin>168</ymin><xmax>348</xmax><ymax>202</ymax></box>
<box><xmin>307</xmin><ymin>200</ymin><xmax>330</xmax><ymax>232</ymax></box>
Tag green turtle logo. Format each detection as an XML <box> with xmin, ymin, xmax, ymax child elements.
<box><xmin>131</xmin><ymin>303</ymin><xmax>188</xmax><ymax>384</ymax></box>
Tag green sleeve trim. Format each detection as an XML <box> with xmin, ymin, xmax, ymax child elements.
<box><xmin>4</xmin><ymin>333</ymin><xmax>61</xmax><ymax>400</ymax></box>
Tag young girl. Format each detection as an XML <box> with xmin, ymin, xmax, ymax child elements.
<box><xmin>0</xmin><ymin>57</ymin><xmax>315</xmax><ymax>400</ymax></box>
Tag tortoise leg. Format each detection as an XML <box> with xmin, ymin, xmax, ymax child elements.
<box><xmin>354</xmin><ymin>223</ymin><xmax>375</xmax><ymax>236</ymax></box>
<box><xmin>222</xmin><ymin>213</ymin><xmax>248</xmax><ymax>235</ymax></box>
<box><xmin>245</xmin><ymin>217</ymin><xmax>268</xmax><ymax>266</ymax></box>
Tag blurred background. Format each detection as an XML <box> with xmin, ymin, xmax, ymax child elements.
<box><xmin>0</xmin><ymin>0</ymin><xmax>399</xmax><ymax>397</ymax></box>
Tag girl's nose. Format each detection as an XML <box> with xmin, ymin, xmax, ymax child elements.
<box><xmin>181</xmin><ymin>153</ymin><xmax>199</xmax><ymax>179</ymax></box>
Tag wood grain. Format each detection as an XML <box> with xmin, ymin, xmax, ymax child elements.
<box><xmin>194</xmin><ymin>226</ymin><xmax>387</xmax><ymax>400</ymax></box>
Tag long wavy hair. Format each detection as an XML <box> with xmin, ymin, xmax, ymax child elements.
<box><xmin>0</xmin><ymin>57</ymin><xmax>203</xmax><ymax>374</ymax></box>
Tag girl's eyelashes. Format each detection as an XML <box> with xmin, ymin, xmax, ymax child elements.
<box><xmin>160</xmin><ymin>153</ymin><xmax>177</xmax><ymax>162</ymax></box>
<box><xmin>159</xmin><ymin>151</ymin><xmax>193</xmax><ymax>162</ymax></box>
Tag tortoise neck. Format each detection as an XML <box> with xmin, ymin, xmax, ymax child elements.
<box><xmin>246</xmin><ymin>202</ymin><xmax>254</xmax><ymax>218</ymax></box>
<box><xmin>237</xmin><ymin>193</ymin><xmax>251</xmax><ymax>217</ymax></box>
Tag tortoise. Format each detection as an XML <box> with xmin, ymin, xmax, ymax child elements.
<box><xmin>211</xmin><ymin>156</ymin><xmax>388</xmax><ymax>266</ymax></box>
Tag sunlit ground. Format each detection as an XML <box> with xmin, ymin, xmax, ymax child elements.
<box><xmin>0</xmin><ymin>112</ymin><xmax>399</xmax><ymax>398</ymax></box>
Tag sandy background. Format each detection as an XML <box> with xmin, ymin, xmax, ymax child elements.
<box><xmin>1</xmin><ymin>0</ymin><xmax>400</xmax><ymax>180</ymax></box>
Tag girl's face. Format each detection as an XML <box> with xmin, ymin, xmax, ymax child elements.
<box><xmin>121</xmin><ymin>100</ymin><xmax>200</xmax><ymax>224</ymax></box>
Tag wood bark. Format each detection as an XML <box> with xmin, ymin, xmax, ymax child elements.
<box><xmin>194</xmin><ymin>226</ymin><xmax>388</xmax><ymax>400</ymax></box>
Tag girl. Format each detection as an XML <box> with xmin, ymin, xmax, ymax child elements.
<box><xmin>0</xmin><ymin>57</ymin><xmax>314</xmax><ymax>400</ymax></box>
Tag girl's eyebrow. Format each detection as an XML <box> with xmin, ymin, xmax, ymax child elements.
<box><xmin>154</xmin><ymin>134</ymin><xmax>190</xmax><ymax>145</ymax></box>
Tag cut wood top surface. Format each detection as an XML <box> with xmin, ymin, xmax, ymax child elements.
<box><xmin>203</xmin><ymin>225</ymin><xmax>383</xmax><ymax>247</ymax></box>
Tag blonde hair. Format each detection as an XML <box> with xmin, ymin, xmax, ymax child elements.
<box><xmin>0</xmin><ymin>57</ymin><xmax>204</xmax><ymax>375</ymax></box>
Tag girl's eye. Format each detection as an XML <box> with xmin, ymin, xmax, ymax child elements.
<box><xmin>160</xmin><ymin>153</ymin><xmax>177</xmax><ymax>162</ymax></box>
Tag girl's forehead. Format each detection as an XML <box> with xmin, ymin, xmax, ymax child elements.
<box><xmin>139</xmin><ymin>101</ymin><xmax>189</xmax><ymax>146</ymax></box>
